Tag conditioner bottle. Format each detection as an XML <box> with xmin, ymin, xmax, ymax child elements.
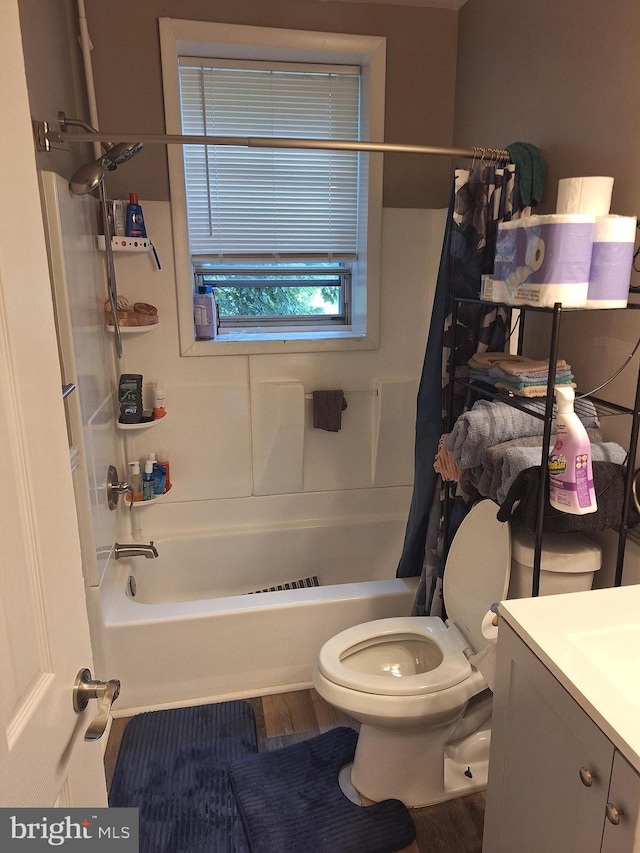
<box><xmin>548</xmin><ymin>385</ymin><xmax>597</xmax><ymax>515</ymax></box>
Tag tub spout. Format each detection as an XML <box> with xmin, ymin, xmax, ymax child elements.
<box><xmin>114</xmin><ymin>541</ymin><xmax>158</xmax><ymax>560</ymax></box>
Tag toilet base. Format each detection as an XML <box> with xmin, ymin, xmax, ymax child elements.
<box><xmin>350</xmin><ymin>724</ymin><xmax>491</xmax><ymax>808</ymax></box>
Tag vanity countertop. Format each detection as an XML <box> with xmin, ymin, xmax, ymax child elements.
<box><xmin>499</xmin><ymin>583</ymin><xmax>640</xmax><ymax>772</ymax></box>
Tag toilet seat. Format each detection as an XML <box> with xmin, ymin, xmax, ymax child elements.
<box><xmin>317</xmin><ymin>617</ymin><xmax>472</xmax><ymax>696</ymax></box>
<box><xmin>317</xmin><ymin>501</ymin><xmax>512</xmax><ymax>699</ymax></box>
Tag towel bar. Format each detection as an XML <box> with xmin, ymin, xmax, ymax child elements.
<box><xmin>304</xmin><ymin>389</ymin><xmax>378</xmax><ymax>400</ymax></box>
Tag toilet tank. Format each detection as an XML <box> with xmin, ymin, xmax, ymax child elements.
<box><xmin>507</xmin><ymin>524</ymin><xmax>602</xmax><ymax>599</ymax></box>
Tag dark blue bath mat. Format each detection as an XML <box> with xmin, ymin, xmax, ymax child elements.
<box><xmin>229</xmin><ymin>726</ymin><xmax>416</xmax><ymax>853</ymax></box>
<box><xmin>109</xmin><ymin>701</ymin><xmax>258</xmax><ymax>852</ymax></box>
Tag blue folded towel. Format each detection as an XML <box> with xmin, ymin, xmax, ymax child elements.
<box><xmin>446</xmin><ymin>399</ymin><xmax>599</xmax><ymax>468</ymax></box>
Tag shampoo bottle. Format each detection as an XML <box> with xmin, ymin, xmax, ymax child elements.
<box><xmin>153</xmin><ymin>381</ymin><xmax>166</xmax><ymax>419</ymax></box>
<box><xmin>157</xmin><ymin>449</ymin><xmax>171</xmax><ymax>492</ymax></box>
<box><xmin>125</xmin><ymin>192</ymin><xmax>147</xmax><ymax>238</ymax></box>
<box><xmin>142</xmin><ymin>459</ymin><xmax>155</xmax><ymax>501</ymax></box>
<box><xmin>548</xmin><ymin>385</ymin><xmax>597</xmax><ymax>515</ymax></box>
<box><xmin>152</xmin><ymin>462</ymin><xmax>166</xmax><ymax>496</ymax></box>
<box><xmin>118</xmin><ymin>374</ymin><xmax>143</xmax><ymax>423</ymax></box>
<box><xmin>128</xmin><ymin>460</ymin><xmax>143</xmax><ymax>502</ymax></box>
<box><xmin>193</xmin><ymin>285</ymin><xmax>218</xmax><ymax>340</ymax></box>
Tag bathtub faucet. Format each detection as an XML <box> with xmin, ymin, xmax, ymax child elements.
<box><xmin>114</xmin><ymin>541</ymin><xmax>158</xmax><ymax>560</ymax></box>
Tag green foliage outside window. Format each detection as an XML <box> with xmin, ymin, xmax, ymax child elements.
<box><xmin>212</xmin><ymin>285</ymin><xmax>340</xmax><ymax>317</ymax></box>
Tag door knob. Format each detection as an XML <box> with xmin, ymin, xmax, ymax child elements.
<box><xmin>73</xmin><ymin>668</ymin><xmax>121</xmax><ymax>741</ymax></box>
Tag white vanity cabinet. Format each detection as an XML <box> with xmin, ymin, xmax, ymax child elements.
<box><xmin>483</xmin><ymin>620</ymin><xmax>640</xmax><ymax>852</ymax></box>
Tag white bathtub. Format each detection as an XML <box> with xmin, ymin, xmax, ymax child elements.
<box><xmin>94</xmin><ymin>519</ymin><xmax>418</xmax><ymax>714</ymax></box>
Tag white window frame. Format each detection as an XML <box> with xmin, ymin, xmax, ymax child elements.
<box><xmin>159</xmin><ymin>18</ymin><xmax>386</xmax><ymax>356</ymax></box>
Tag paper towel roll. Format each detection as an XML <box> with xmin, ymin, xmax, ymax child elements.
<box><xmin>556</xmin><ymin>176</ymin><xmax>614</xmax><ymax>216</ymax></box>
<box><xmin>586</xmin><ymin>214</ymin><xmax>637</xmax><ymax>309</ymax></box>
<box><xmin>593</xmin><ymin>213</ymin><xmax>637</xmax><ymax>243</ymax></box>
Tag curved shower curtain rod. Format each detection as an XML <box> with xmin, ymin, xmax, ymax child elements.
<box><xmin>38</xmin><ymin>119</ymin><xmax>511</xmax><ymax>162</ymax></box>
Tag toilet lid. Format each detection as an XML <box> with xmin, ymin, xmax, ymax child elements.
<box><xmin>443</xmin><ymin>499</ymin><xmax>511</xmax><ymax>654</ymax></box>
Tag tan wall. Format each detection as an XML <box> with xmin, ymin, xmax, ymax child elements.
<box><xmin>455</xmin><ymin>0</ymin><xmax>640</xmax><ymax>495</ymax></box>
<box><xmin>81</xmin><ymin>0</ymin><xmax>458</xmax><ymax>207</ymax></box>
<box><xmin>455</xmin><ymin>0</ymin><xmax>640</xmax><ymax>221</ymax></box>
<box><xmin>18</xmin><ymin>0</ymin><xmax>90</xmax><ymax>179</ymax></box>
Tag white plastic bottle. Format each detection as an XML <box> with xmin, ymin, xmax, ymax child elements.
<box><xmin>153</xmin><ymin>381</ymin><xmax>166</xmax><ymax>419</ymax></box>
<box><xmin>142</xmin><ymin>459</ymin><xmax>155</xmax><ymax>501</ymax></box>
<box><xmin>548</xmin><ymin>385</ymin><xmax>597</xmax><ymax>514</ymax></box>
<box><xmin>128</xmin><ymin>460</ymin><xmax>143</xmax><ymax>502</ymax></box>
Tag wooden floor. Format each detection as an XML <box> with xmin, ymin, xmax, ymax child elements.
<box><xmin>105</xmin><ymin>688</ymin><xmax>485</xmax><ymax>853</ymax></box>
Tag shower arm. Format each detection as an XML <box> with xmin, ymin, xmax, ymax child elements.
<box><xmin>59</xmin><ymin>113</ymin><xmax>101</xmax><ymax>136</ymax></box>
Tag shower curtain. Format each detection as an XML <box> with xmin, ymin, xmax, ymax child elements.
<box><xmin>397</xmin><ymin>160</ymin><xmax>526</xmax><ymax>617</ymax></box>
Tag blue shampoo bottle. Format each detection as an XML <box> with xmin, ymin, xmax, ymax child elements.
<box><xmin>125</xmin><ymin>192</ymin><xmax>146</xmax><ymax>238</ymax></box>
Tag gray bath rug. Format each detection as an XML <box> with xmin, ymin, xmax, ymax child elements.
<box><xmin>229</xmin><ymin>726</ymin><xmax>416</xmax><ymax>853</ymax></box>
<box><xmin>109</xmin><ymin>700</ymin><xmax>258</xmax><ymax>852</ymax></box>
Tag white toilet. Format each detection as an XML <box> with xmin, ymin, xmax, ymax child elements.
<box><xmin>313</xmin><ymin>499</ymin><xmax>601</xmax><ymax>808</ymax></box>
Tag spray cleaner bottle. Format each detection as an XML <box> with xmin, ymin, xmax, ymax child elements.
<box><xmin>548</xmin><ymin>385</ymin><xmax>597</xmax><ymax>514</ymax></box>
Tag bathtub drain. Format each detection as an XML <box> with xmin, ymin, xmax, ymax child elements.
<box><xmin>128</xmin><ymin>575</ymin><xmax>137</xmax><ymax>597</ymax></box>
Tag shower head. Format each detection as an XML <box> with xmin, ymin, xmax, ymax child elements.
<box><xmin>60</xmin><ymin>112</ymin><xmax>143</xmax><ymax>196</ymax></box>
<box><xmin>69</xmin><ymin>141</ymin><xmax>144</xmax><ymax>195</ymax></box>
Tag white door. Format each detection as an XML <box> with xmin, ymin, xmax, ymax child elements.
<box><xmin>0</xmin><ymin>0</ymin><xmax>109</xmax><ymax>807</ymax></box>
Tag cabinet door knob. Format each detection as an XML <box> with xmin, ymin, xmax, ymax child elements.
<box><xmin>605</xmin><ymin>802</ymin><xmax>624</xmax><ymax>825</ymax></box>
<box><xmin>579</xmin><ymin>766</ymin><xmax>597</xmax><ymax>787</ymax></box>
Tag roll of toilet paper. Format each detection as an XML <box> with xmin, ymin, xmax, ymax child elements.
<box><xmin>556</xmin><ymin>176</ymin><xmax>614</xmax><ymax>216</ymax></box>
<box><xmin>586</xmin><ymin>215</ymin><xmax>637</xmax><ymax>308</ymax></box>
<box><xmin>481</xmin><ymin>609</ymin><xmax>499</xmax><ymax>642</ymax></box>
<box><xmin>525</xmin><ymin>234</ymin><xmax>545</xmax><ymax>272</ymax></box>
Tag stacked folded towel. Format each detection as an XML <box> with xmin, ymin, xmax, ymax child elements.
<box><xmin>468</xmin><ymin>352</ymin><xmax>575</xmax><ymax>398</ymax></box>
<box><xmin>445</xmin><ymin>398</ymin><xmax>600</xmax><ymax>469</ymax></box>
<box><xmin>463</xmin><ymin>435</ymin><xmax>625</xmax><ymax>504</ymax></box>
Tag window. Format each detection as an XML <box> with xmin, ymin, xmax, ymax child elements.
<box><xmin>181</xmin><ymin>58</ymin><xmax>358</xmax><ymax>331</ymax></box>
<box><xmin>160</xmin><ymin>19</ymin><xmax>385</xmax><ymax>355</ymax></box>
<box><xmin>195</xmin><ymin>262</ymin><xmax>351</xmax><ymax>330</ymax></box>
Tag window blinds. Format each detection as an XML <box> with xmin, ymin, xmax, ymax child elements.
<box><xmin>178</xmin><ymin>59</ymin><xmax>361</xmax><ymax>258</ymax></box>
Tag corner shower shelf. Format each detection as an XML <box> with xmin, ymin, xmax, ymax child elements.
<box><xmin>105</xmin><ymin>322</ymin><xmax>160</xmax><ymax>334</ymax></box>
<box><xmin>97</xmin><ymin>235</ymin><xmax>152</xmax><ymax>252</ymax></box>
<box><xmin>125</xmin><ymin>484</ymin><xmax>172</xmax><ymax>508</ymax></box>
<box><xmin>116</xmin><ymin>414</ymin><xmax>167</xmax><ymax>431</ymax></box>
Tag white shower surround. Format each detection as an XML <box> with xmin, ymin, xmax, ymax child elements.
<box><xmin>93</xmin><ymin>520</ymin><xmax>419</xmax><ymax>713</ymax></box>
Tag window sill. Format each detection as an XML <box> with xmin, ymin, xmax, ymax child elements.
<box><xmin>181</xmin><ymin>329</ymin><xmax>379</xmax><ymax>356</ymax></box>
